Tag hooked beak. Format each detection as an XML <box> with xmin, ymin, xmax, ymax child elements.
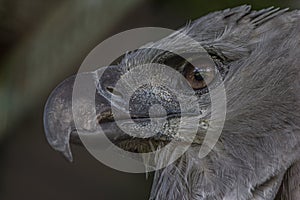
<box><xmin>43</xmin><ymin>66</ymin><xmax>127</xmax><ymax>162</ymax></box>
<box><xmin>44</xmin><ymin>75</ymin><xmax>75</xmax><ymax>162</ymax></box>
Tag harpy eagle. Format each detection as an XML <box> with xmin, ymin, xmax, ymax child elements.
<box><xmin>43</xmin><ymin>5</ymin><xmax>300</xmax><ymax>200</ymax></box>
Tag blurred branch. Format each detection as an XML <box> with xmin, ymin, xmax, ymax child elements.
<box><xmin>0</xmin><ymin>0</ymin><xmax>142</xmax><ymax>139</ymax></box>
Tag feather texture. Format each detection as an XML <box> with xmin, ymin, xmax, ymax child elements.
<box><xmin>148</xmin><ymin>5</ymin><xmax>300</xmax><ymax>200</ymax></box>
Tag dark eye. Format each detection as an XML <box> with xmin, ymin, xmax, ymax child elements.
<box><xmin>183</xmin><ymin>57</ymin><xmax>216</xmax><ymax>90</ymax></box>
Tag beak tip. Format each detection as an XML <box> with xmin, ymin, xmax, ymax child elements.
<box><xmin>45</xmin><ymin>134</ymin><xmax>74</xmax><ymax>162</ymax></box>
<box><xmin>44</xmin><ymin>118</ymin><xmax>74</xmax><ymax>162</ymax></box>
<box><xmin>62</xmin><ymin>145</ymin><xmax>74</xmax><ymax>162</ymax></box>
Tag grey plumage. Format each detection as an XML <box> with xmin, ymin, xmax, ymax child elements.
<box><xmin>148</xmin><ymin>5</ymin><xmax>300</xmax><ymax>200</ymax></box>
<box><xmin>44</xmin><ymin>5</ymin><xmax>300</xmax><ymax>200</ymax></box>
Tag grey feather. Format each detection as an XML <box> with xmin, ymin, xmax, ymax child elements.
<box><xmin>275</xmin><ymin>161</ymin><xmax>300</xmax><ymax>200</ymax></box>
<box><xmin>148</xmin><ymin>5</ymin><xmax>300</xmax><ymax>200</ymax></box>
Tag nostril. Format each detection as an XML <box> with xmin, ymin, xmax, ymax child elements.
<box><xmin>106</xmin><ymin>86</ymin><xmax>123</xmax><ymax>98</ymax></box>
<box><xmin>106</xmin><ymin>86</ymin><xmax>114</xmax><ymax>94</ymax></box>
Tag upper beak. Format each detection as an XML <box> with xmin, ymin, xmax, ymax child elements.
<box><xmin>44</xmin><ymin>74</ymin><xmax>76</xmax><ymax>162</ymax></box>
<box><xmin>43</xmin><ymin>66</ymin><xmax>126</xmax><ymax>162</ymax></box>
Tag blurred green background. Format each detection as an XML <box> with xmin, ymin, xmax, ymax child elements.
<box><xmin>0</xmin><ymin>0</ymin><xmax>297</xmax><ymax>199</ymax></box>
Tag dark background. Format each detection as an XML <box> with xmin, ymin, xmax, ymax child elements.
<box><xmin>0</xmin><ymin>0</ymin><xmax>297</xmax><ymax>199</ymax></box>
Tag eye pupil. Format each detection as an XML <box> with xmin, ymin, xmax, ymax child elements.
<box><xmin>182</xmin><ymin>57</ymin><xmax>216</xmax><ymax>90</ymax></box>
<box><xmin>193</xmin><ymin>69</ymin><xmax>204</xmax><ymax>81</ymax></box>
